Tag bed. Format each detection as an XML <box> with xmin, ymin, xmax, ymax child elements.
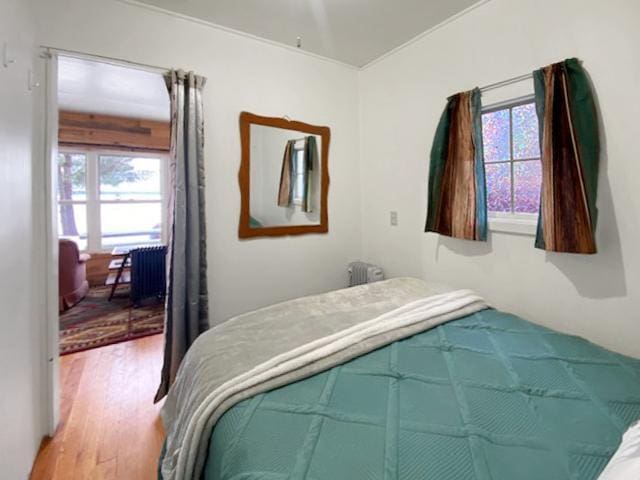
<box><xmin>160</xmin><ymin>278</ymin><xmax>640</xmax><ymax>480</ymax></box>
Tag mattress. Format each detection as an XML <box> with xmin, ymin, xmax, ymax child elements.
<box><xmin>204</xmin><ymin>309</ymin><xmax>640</xmax><ymax>480</ymax></box>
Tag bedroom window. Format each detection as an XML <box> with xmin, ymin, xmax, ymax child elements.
<box><xmin>57</xmin><ymin>149</ymin><xmax>167</xmax><ymax>252</ymax></box>
<box><xmin>482</xmin><ymin>100</ymin><xmax>542</xmax><ymax>233</ymax></box>
<box><xmin>292</xmin><ymin>146</ymin><xmax>306</xmax><ymax>206</ymax></box>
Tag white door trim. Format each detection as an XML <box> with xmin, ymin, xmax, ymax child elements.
<box><xmin>43</xmin><ymin>50</ymin><xmax>60</xmax><ymax>435</ymax></box>
<box><xmin>41</xmin><ymin>49</ymin><xmax>170</xmax><ymax>435</ymax></box>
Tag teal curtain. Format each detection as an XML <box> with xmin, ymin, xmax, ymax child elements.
<box><xmin>533</xmin><ymin>58</ymin><xmax>599</xmax><ymax>253</ymax></box>
<box><xmin>425</xmin><ymin>88</ymin><xmax>486</xmax><ymax>241</ymax></box>
<box><xmin>302</xmin><ymin>136</ymin><xmax>317</xmax><ymax>213</ymax></box>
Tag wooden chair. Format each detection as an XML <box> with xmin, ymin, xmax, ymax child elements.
<box><xmin>106</xmin><ymin>252</ymin><xmax>131</xmax><ymax>301</ymax></box>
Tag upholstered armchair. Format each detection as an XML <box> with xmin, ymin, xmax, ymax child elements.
<box><xmin>59</xmin><ymin>239</ymin><xmax>91</xmax><ymax>311</ymax></box>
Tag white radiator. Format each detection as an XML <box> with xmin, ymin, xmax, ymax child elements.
<box><xmin>348</xmin><ymin>261</ymin><xmax>384</xmax><ymax>287</ymax></box>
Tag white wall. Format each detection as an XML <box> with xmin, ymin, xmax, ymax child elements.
<box><xmin>36</xmin><ymin>0</ymin><xmax>362</xmax><ymax>324</ymax></box>
<box><xmin>0</xmin><ymin>0</ymin><xmax>46</xmax><ymax>477</ymax></box>
<box><xmin>359</xmin><ymin>0</ymin><xmax>640</xmax><ymax>357</ymax></box>
<box><xmin>3</xmin><ymin>1</ymin><xmax>638</xmax><ymax>475</ymax></box>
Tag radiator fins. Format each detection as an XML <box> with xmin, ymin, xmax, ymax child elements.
<box><xmin>348</xmin><ymin>261</ymin><xmax>384</xmax><ymax>287</ymax></box>
<box><xmin>130</xmin><ymin>245</ymin><xmax>167</xmax><ymax>307</ymax></box>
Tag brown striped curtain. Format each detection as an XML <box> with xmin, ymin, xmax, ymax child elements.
<box><xmin>533</xmin><ymin>58</ymin><xmax>600</xmax><ymax>254</ymax></box>
<box><xmin>425</xmin><ymin>88</ymin><xmax>487</xmax><ymax>241</ymax></box>
<box><xmin>277</xmin><ymin>140</ymin><xmax>295</xmax><ymax>207</ymax></box>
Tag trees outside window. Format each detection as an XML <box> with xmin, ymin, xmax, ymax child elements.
<box><xmin>57</xmin><ymin>150</ymin><xmax>166</xmax><ymax>251</ymax></box>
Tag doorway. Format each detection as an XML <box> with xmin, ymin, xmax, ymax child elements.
<box><xmin>42</xmin><ymin>50</ymin><xmax>170</xmax><ymax>434</ymax></box>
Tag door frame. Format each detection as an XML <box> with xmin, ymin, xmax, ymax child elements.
<box><xmin>43</xmin><ymin>50</ymin><xmax>60</xmax><ymax>435</ymax></box>
<box><xmin>41</xmin><ymin>48</ymin><xmax>170</xmax><ymax>434</ymax></box>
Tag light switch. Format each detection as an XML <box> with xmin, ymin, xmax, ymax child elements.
<box><xmin>390</xmin><ymin>211</ymin><xmax>398</xmax><ymax>226</ymax></box>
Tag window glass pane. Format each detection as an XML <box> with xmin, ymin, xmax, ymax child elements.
<box><xmin>58</xmin><ymin>203</ymin><xmax>87</xmax><ymax>251</ymax></box>
<box><xmin>295</xmin><ymin>150</ymin><xmax>305</xmax><ymax>173</ymax></box>
<box><xmin>512</xmin><ymin>103</ymin><xmax>541</xmax><ymax>160</ymax></box>
<box><xmin>99</xmin><ymin>156</ymin><xmax>161</xmax><ymax>201</ymax></box>
<box><xmin>100</xmin><ymin>202</ymin><xmax>162</xmax><ymax>248</ymax></box>
<box><xmin>514</xmin><ymin>160</ymin><xmax>542</xmax><ymax>214</ymax></box>
<box><xmin>294</xmin><ymin>175</ymin><xmax>304</xmax><ymax>202</ymax></box>
<box><xmin>482</xmin><ymin>109</ymin><xmax>510</xmax><ymax>162</ymax></box>
<box><xmin>293</xmin><ymin>150</ymin><xmax>305</xmax><ymax>203</ymax></box>
<box><xmin>57</xmin><ymin>153</ymin><xmax>86</xmax><ymax>201</ymax></box>
<box><xmin>486</xmin><ymin>163</ymin><xmax>511</xmax><ymax>212</ymax></box>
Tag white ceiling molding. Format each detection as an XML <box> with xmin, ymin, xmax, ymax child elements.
<box><xmin>114</xmin><ymin>0</ymin><xmax>358</xmax><ymax>70</ymax></box>
<box><xmin>116</xmin><ymin>0</ymin><xmax>490</xmax><ymax>68</ymax></box>
<box><xmin>360</xmin><ymin>0</ymin><xmax>491</xmax><ymax>70</ymax></box>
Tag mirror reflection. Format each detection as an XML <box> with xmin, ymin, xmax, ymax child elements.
<box><xmin>249</xmin><ymin>125</ymin><xmax>322</xmax><ymax>227</ymax></box>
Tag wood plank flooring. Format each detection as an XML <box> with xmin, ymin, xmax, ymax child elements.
<box><xmin>31</xmin><ymin>334</ymin><xmax>165</xmax><ymax>480</ymax></box>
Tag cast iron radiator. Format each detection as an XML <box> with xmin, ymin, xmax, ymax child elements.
<box><xmin>130</xmin><ymin>245</ymin><xmax>167</xmax><ymax>307</ymax></box>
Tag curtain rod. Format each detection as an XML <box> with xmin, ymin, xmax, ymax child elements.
<box><xmin>40</xmin><ymin>45</ymin><xmax>172</xmax><ymax>75</ymax></box>
<box><xmin>480</xmin><ymin>72</ymin><xmax>533</xmax><ymax>93</ymax></box>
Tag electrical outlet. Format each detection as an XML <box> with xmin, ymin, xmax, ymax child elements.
<box><xmin>390</xmin><ymin>211</ymin><xmax>398</xmax><ymax>226</ymax></box>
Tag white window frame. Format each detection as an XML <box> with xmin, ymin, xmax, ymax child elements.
<box><xmin>482</xmin><ymin>95</ymin><xmax>540</xmax><ymax>236</ymax></box>
<box><xmin>58</xmin><ymin>146</ymin><xmax>169</xmax><ymax>252</ymax></box>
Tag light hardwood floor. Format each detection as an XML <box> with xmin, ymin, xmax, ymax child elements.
<box><xmin>31</xmin><ymin>334</ymin><xmax>165</xmax><ymax>480</ymax></box>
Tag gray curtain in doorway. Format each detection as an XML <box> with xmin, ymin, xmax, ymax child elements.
<box><xmin>155</xmin><ymin>70</ymin><xmax>209</xmax><ymax>402</ymax></box>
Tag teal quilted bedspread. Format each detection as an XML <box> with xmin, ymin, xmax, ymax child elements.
<box><xmin>204</xmin><ymin>309</ymin><xmax>640</xmax><ymax>480</ymax></box>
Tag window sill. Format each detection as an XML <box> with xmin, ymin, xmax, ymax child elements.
<box><xmin>488</xmin><ymin>216</ymin><xmax>537</xmax><ymax>236</ymax></box>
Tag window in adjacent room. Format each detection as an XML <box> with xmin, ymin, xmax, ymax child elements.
<box><xmin>57</xmin><ymin>149</ymin><xmax>167</xmax><ymax>251</ymax></box>
<box><xmin>57</xmin><ymin>152</ymin><xmax>89</xmax><ymax>251</ymax></box>
<box><xmin>481</xmin><ymin>100</ymin><xmax>542</xmax><ymax>223</ymax></box>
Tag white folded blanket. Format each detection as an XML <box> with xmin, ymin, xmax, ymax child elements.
<box><xmin>160</xmin><ymin>278</ymin><xmax>488</xmax><ymax>480</ymax></box>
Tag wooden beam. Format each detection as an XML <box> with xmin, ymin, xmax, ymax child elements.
<box><xmin>59</xmin><ymin>111</ymin><xmax>170</xmax><ymax>152</ymax></box>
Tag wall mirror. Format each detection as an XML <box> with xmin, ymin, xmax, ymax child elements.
<box><xmin>238</xmin><ymin>111</ymin><xmax>330</xmax><ymax>238</ymax></box>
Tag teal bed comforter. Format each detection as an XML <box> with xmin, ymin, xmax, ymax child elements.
<box><xmin>204</xmin><ymin>309</ymin><xmax>640</xmax><ymax>480</ymax></box>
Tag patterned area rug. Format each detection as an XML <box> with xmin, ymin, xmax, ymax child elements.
<box><xmin>60</xmin><ymin>286</ymin><xmax>164</xmax><ymax>355</ymax></box>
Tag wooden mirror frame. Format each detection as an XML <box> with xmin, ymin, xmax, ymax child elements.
<box><xmin>238</xmin><ymin>111</ymin><xmax>330</xmax><ymax>238</ymax></box>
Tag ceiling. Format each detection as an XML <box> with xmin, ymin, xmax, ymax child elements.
<box><xmin>58</xmin><ymin>56</ymin><xmax>170</xmax><ymax>121</ymax></box>
<box><xmin>133</xmin><ymin>0</ymin><xmax>478</xmax><ymax>67</ymax></box>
